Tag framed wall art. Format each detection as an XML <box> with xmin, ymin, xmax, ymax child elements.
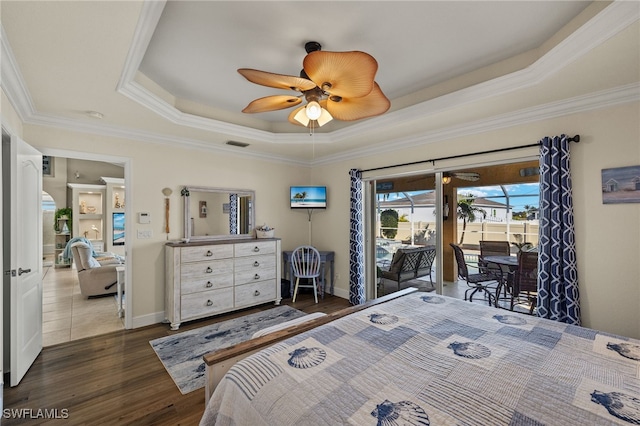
<box><xmin>602</xmin><ymin>165</ymin><xmax>640</xmax><ymax>204</ymax></box>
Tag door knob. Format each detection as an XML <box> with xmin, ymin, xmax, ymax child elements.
<box><xmin>18</xmin><ymin>267</ymin><xmax>31</xmax><ymax>276</ymax></box>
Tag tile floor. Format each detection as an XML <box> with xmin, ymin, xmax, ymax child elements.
<box><xmin>42</xmin><ymin>258</ymin><xmax>124</xmax><ymax>347</ymax></box>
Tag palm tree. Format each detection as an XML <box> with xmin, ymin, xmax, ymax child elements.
<box><xmin>457</xmin><ymin>194</ymin><xmax>486</xmax><ymax>244</ymax></box>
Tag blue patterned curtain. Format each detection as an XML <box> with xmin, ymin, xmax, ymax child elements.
<box><xmin>537</xmin><ymin>135</ymin><xmax>580</xmax><ymax>325</ymax></box>
<box><xmin>229</xmin><ymin>193</ymin><xmax>238</xmax><ymax>234</ymax></box>
<box><xmin>349</xmin><ymin>169</ymin><xmax>366</xmax><ymax>305</ymax></box>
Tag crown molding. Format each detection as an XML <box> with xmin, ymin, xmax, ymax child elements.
<box><xmin>0</xmin><ymin>24</ymin><xmax>36</xmax><ymax>122</ymax></box>
<box><xmin>1</xmin><ymin>2</ymin><xmax>638</xmax><ymax>167</ymax></box>
<box><xmin>311</xmin><ymin>83</ymin><xmax>640</xmax><ymax>166</ymax></box>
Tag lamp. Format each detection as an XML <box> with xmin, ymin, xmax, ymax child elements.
<box><xmin>293</xmin><ymin>101</ymin><xmax>333</xmax><ymax>128</ymax></box>
<box><xmin>442</xmin><ymin>175</ymin><xmax>452</xmax><ymax>184</ymax></box>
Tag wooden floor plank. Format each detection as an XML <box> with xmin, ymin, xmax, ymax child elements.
<box><xmin>2</xmin><ymin>293</ymin><xmax>350</xmax><ymax>425</ymax></box>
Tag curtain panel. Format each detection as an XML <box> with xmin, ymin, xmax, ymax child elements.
<box><xmin>349</xmin><ymin>169</ymin><xmax>366</xmax><ymax>305</ymax></box>
<box><xmin>537</xmin><ymin>135</ymin><xmax>580</xmax><ymax>325</ymax></box>
<box><xmin>229</xmin><ymin>193</ymin><xmax>238</xmax><ymax>235</ymax></box>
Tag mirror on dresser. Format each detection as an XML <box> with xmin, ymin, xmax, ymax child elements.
<box><xmin>182</xmin><ymin>186</ymin><xmax>255</xmax><ymax>241</ymax></box>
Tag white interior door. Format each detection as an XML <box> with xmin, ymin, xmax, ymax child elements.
<box><xmin>7</xmin><ymin>135</ymin><xmax>43</xmax><ymax>386</ymax></box>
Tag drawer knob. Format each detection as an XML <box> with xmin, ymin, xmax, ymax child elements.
<box><xmin>253</xmin><ymin>261</ymin><xmax>260</xmax><ymax>267</ymax></box>
<box><xmin>254</xmin><ymin>274</ymin><xmax>260</xmax><ymax>280</ymax></box>
<box><xmin>206</xmin><ymin>266</ymin><xmax>212</xmax><ymax>273</ymax></box>
<box><xmin>254</xmin><ymin>290</ymin><xmax>260</xmax><ymax>297</ymax></box>
<box><xmin>253</xmin><ymin>246</ymin><xmax>260</xmax><ymax>252</ymax></box>
<box><xmin>205</xmin><ymin>281</ymin><xmax>213</xmax><ymax>288</ymax></box>
<box><xmin>206</xmin><ymin>300</ymin><xmax>213</xmax><ymax>306</ymax></box>
<box><xmin>206</xmin><ymin>250</ymin><xmax>213</xmax><ymax>257</ymax></box>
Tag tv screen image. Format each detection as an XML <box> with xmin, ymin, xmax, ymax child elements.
<box><xmin>113</xmin><ymin>212</ymin><xmax>125</xmax><ymax>246</ymax></box>
<box><xmin>290</xmin><ymin>186</ymin><xmax>327</xmax><ymax>209</ymax></box>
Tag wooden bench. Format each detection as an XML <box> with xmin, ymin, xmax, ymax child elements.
<box><xmin>379</xmin><ymin>246</ymin><xmax>436</xmax><ymax>291</ymax></box>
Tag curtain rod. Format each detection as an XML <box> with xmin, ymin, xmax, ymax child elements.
<box><xmin>360</xmin><ymin>134</ymin><xmax>580</xmax><ymax>173</ymax></box>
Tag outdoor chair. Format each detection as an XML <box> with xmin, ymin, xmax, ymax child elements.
<box><xmin>479</xmin><ymin>240</ymin><xmax>511</xmax><ymax>278</ymax></box>
<box><xmin>510</xmin><ymin>251</ymin><xmax>538</xmax><ymax>314</ymax></box>
<box><xmin>450</xmin><ymin>243</ymin><xmax>499</xmax><ymax>307</ymax></box>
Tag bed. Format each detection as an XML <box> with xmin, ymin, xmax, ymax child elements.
<box><xmin>201</xmin><ymin>289</ymin><xmax>640</xmax><ymax>425</ymax></box>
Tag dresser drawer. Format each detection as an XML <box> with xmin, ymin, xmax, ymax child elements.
<box><xmin>235</xmin><ymin>265</ymin><xmax>276</xmax><ymax>286</ymax></box>
<box><xmin>181</xmin><ymin>258</ymin><xmax>234</xmax><ymax>281</ymax></box>
<box><xmin>235</xmin><ymin>254</ymin><xmax>273</xmax><ymax>271</ymax></box>
<box><xmin>235</xmin><ymin>280</ymin><xmax>276</xmax><ymax>308</ymax></box>
<box><xmin>235</xmin><ymin>240</ymin><xmax>275</xmax><ymax>257</ymax></box>
<box><xmin>181</xmin><ymin>287</ymin><xmax>233</xmax><ymax>319</ymax></box>
<box><xmin>181</xmin><ymin>245</ymin><xmax>233</xmax><ymax>263</ymax></box>
<box><xmin>181</xmin><ymin>275</ymin><xmax>234</xmax><ymax>295</ymax></box>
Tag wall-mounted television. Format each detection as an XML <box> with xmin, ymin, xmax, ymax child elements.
<box><xmin>113</xmin><ymin>212</ymin><xmax>125</xmax><ymax>246</ymax></box>
<box><xmin>290</xmin><ymin>186</ymin><xmax>327</xmax><ymax>209</ymax></box>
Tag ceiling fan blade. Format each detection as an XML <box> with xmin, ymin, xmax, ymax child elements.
<box><xmin>453</xmin><ymin>172</ymin><xmax>481</xmax><ymax>181</ymax></box>
<box><xmin>325</xmin><ymin>82</ymin><xmax>390</xmax><ymax>121</ymax></box>
<box><xmin>242</xmin><ymin>95</ymin><xmax>302</xmax><ymax>113</ymax></box>
<box><xmin>303</xmin><ymin>51</ymin><xmax>378</xmax><ymax>98</ymax></box>
<box><xmin>238</xmin><ymin>69</ymin><xmax>317</xmax><ymax>92</ymax></box>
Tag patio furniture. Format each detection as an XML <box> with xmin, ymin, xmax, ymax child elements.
<box><xmin>510</xmin><ymin>251</ymin><xmax>538</xmax><ymax>313</ymax></box>
<box><xmin>450</xmin><ymin>243</ymin><xmax>499</xmax><ymax>306</ymax></box>
<box><xmin>379</xmin><ymin>246</ymin><xmax>436</xmax><ymax>291</ymax></box>
<box><xmin>479</xmin><ymin>240</ymin><xmax>511</xmax><ymax>278</ymax></box>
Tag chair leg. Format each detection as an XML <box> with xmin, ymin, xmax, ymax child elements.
<box><xmin>292</xmin><ymin>277</ymin><xmax>301</xmax><ymax>302</ymax></box>
<box><xmin>312</xmin><ymin>278</ymin><xmax>318</xmax><ymax>304</ymax></box>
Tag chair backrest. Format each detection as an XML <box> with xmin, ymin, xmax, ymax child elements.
<box><xmin>70</xmin><ymin>242</ymin><xmax>99</xmax><ymax>271</ymax></box>
<box><xmin>449</xmin><ymin>243</ymin><xmax>469</xmax><ymax>278</ymax></box>
<box><xmin>388</xmin><ymin>248</ymin><xmax>424</xmax><ymax>274</ymax></box>
<box><xmin>290</xmin><ymin>246</ymin><xmax>321</xmax><ymax>279</ymax></box>
<box><xmin>480</xmin><ymin>240</ymin><xmax>511</xmax><ymax>257</ymax></box>
<box><xmin>416</xmin><ymin>247</ymin><xmax>436</xmax><ymax>271</ymax></box>
<box><xmin>515</xmin><ymin>251</ymin><xmax>538</xmax><ymax>293</ymax></box>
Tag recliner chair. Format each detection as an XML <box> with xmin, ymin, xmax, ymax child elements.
<box><xmin>70</xmin><ymin>242</ymin><xmax>122</xmax><ymax>297</ymax></box>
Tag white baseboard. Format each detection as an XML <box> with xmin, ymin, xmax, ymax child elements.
<box><xmin>131</xmin><ymin>311</ymin><xmax>167</xmax><ymax>329</ymax></box>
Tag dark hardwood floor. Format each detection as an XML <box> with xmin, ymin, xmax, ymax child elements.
<box><xmin>2</xmin><ymin>293</ymin><xmax>350</xmax><ymax>425</ymax></box>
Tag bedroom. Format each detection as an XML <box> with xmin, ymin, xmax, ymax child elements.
<box><xmin>1</xmin><ymin>1</ymin><xmax>639</xmax><ymax>423</ymax></box>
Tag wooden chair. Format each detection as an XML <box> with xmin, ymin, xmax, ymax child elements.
<box><xmin>450</xmin><ymin>243</ymin><xmax>499</xmax><ymax>307</ymax></box>
<box><xmin>291</xmin><ymin>246</ymin><xmax>322</xmax><ymax>303</ymax></box>
<box><xmin>510</xmin><ymin>251</ymin><xmax>538</xmax><ymax>314</ymax></box>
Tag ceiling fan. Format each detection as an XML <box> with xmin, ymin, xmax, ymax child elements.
<box><xmin>237</xmin><ymin>41</ymin><xmax>390</xmax><ymax>128</ymax></box>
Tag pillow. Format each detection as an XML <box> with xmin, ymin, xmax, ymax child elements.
<box><xmin>87</xmin><ymin>256</ymin><xmax>101</xmax><ymax>269</ymax></box>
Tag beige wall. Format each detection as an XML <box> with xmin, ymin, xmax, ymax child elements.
<box><xmin>4</xmin><ymin>86</ymin><xmax>639</xmax><ymax>338</ymax></box>
<box><xmin>313</xmin><ymin>102</ymin><xmax>640</xmax><ymax>339</ymax></box>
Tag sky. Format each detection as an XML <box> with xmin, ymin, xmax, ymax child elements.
<box><xmin>383</xmin><ymin>183</ymin><xmax>540</xmax><ymax>212</ymax></box>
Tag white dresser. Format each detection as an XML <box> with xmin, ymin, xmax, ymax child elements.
<box><xmin>165</xmin><ymin>238</ymin><xmax>282</xmax><ymax>330</ymax></box>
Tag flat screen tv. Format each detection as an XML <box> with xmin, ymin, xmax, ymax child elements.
<box><xmin>290</xmin><ymin>186</ymin><xmax>327</xmax><ymax>209</ymax></box>
<box><xmin>112</xmin><ymin>212</ymin><xmax>125</xmax><ymax>246</ymax></box>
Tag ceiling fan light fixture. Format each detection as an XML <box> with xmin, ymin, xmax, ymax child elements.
<box><xmin>316</xmin><ymin>107</ymin><xmax>333</xmax><ymax>126</ymax></box>
<box><xmin>293</xmin><ymin>108</ymin><xmax>310</xmax><ymax>126</ymax></box>
<box><xmin>305</xmin><ymin>101</ymin><xmax>322</xmax><ymax>120</ymax></box>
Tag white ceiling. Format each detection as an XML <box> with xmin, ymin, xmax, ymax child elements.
<box><xmin>1</xmin><ymin>1</ymin><xmax>639</xmax><ymax>163</ymax></box>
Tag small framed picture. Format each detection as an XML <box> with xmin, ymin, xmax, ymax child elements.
<box><xmin>602</xmin><ymin>165</ymin><xmax>640</xmax><ymax>204</ymax></box>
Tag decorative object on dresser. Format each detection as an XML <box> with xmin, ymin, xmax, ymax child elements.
<box><xmin>150</xmin><ymin>305</ymin><xmax>305</xmax><ymax>394</ymax></box>
<box><xmin>165</xmin><ymin>238</ymin><xmax>282</xmax><ymax>330</ymax></box>
<box><xmin>255</xmin><ymin>224</ymin><xmax>274</xmax><ymax>239</ymax></box>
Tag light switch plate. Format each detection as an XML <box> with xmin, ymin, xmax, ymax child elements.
<box><xmin>137</xmin><ymin>229</ymin><xmax>152</xmax><ymax>239</ymax></box>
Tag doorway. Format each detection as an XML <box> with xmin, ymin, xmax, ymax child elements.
<box><xmin>367</xmin><ymin>159</ymin><xmax>540</xmax><ymax>299</ymax></box>
<box><xmin>41</xmin><ymin>156</ymin><xmax>129</xmax><ymax>346</ymax></box>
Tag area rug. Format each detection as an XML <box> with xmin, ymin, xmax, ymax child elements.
<box><xmin>150</xmin><ymin>305</ymin><xmax>306</xmax><ymax>394</ymax></box>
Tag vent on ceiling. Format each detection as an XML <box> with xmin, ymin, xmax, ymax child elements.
<box><xmin>226</xmin><ymin>140</ymin><xmax>250</xmax><ymax>148</ymax></box>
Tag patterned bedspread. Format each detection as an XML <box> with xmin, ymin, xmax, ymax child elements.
<box><xmin>201</xmin><ymin>293</ymin><xmax>640</xmax><ymax>425</ymax></box>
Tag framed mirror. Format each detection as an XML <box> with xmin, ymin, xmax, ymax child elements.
<box><xmin>182</xmin><ymin>186</ymin><xmax>255</xmax><ymax>241</ymax></box>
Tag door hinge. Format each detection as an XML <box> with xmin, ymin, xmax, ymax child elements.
<box><xmin>4</xmin><ymin>270</ymin><xmax>16</xmax><ymax>277</ymax></box>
